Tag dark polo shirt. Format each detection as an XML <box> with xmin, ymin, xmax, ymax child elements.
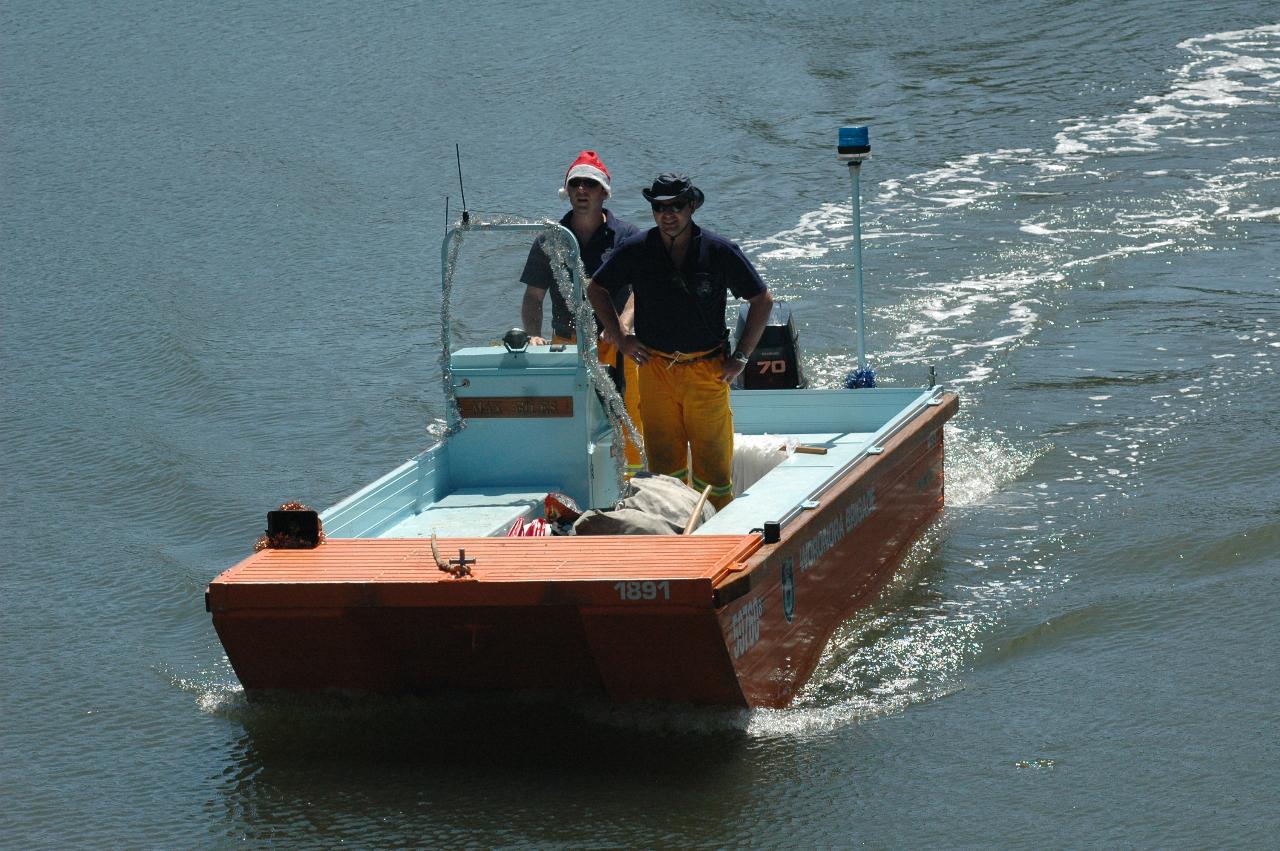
<box><xmin>520</xmin><ymin>208</ymin><xmax>640</xmax><ymax>339</ymax></box>
<box><xmin>593</xmin><ymin>223</ymin><xmax>767</xmax><ymax>354</ymax></box>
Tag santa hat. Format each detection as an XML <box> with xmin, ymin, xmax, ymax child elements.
<box><xmin>558</xmin><ymin>150</ymin><xmax>611</xmax><ymax>199</ymax></box>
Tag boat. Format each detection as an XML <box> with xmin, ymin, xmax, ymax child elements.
<box><xmin>206</xmin><ymin>128</ymin><xmax>959</xmax><ymax>708</ymax></box>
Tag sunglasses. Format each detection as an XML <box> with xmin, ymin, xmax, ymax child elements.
<box><xmin>650</xmin><ymin>200</ymin><xmax>689</xmax><ymax>214</ymax></box>
<box><xmin>567</xmin><ymin>178</ymin><xmax>601</xmax><ymax>189</ymax></box>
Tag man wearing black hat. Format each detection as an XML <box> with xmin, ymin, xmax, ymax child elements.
<box><xmin>588</xmin><ymin>173</ymin><xmax>773</xmax><ymax>509</ymax></box>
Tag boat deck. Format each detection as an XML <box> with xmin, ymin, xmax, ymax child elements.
<box><xmin>208</xmin><ymin>534</ymin><xmax>762</xmax><ymax>609</ymax></box>
<box><xmin>382</xmin><ymin>485</ymin><xmax>559</xmax><ymax>538</ymax></box>
<box><xmin>701</xmin><ymin>431</ymin><xmax>877</xmax><ymax>534</ymax></box>
<box><xmin>365</xmin><ymin>430</ymin><xmax>879</xmax><ymax>540</ymax></box>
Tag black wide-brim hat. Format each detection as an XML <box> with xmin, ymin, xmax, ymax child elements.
<box><xmin>642</xmin><ymin>172</ymin><xmax>705</xmax><ymax>208</ymax></box>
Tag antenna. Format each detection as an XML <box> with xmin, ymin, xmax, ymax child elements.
<box><xmin>455</xmin><ymin>143</ymin><xmax>470</xmax><ymax>224</ymax></box>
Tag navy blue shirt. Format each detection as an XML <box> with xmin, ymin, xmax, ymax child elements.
<box><xmin>593</xmin><ymin>223</ymin><xmax>767</xmax><ymax>354</ymax></box>
<box><xmin>520</xmin><ymin>209</ymin><xmax>640</xmax><ymax>339</ymax></box>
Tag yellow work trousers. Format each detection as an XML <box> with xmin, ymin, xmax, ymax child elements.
<box><xmin>555</xmin><ymin>335</ymin><xmax>644</xmax><ymax>474</ymax></box>
<box><xmin>637</xmin><ymin>349</ymin><xmax>735</xmax><ymax>509</ymax></box>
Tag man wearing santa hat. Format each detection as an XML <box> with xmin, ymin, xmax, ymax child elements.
<box><xmin>518</xmin><ymin>150</ymin><xmax>644</xmax><ymax>474</ymax></box>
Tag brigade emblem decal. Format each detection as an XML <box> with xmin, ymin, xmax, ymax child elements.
<box><xmin>781</xmin><ymin>556</ymin><xmax>795</xmax><ymax>623</ymax></box>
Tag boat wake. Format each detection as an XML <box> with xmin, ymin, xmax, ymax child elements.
<box><xmin>724</xmin><ymin>22</ymin><xmax>1280</xmax><ymax>724</ymax></box>
<box><xmin>744</xmin><ymin>23</ymin><xmax>1280</xmax><ymax>391</ymax></box>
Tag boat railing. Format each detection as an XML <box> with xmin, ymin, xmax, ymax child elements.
<box><xmin>438</xmin><ymin>219</ymin><xmax>590</xmax><ymax>360</ymax></box>
<box><xmin>435</xmin><ymin>218</ymin><xmax>640</xmax><ymax>491</ymax></box>
<box><xmin>437</xmin><ymin>220</ymin><xmax>593</xmax><ymax>436</ymax></box>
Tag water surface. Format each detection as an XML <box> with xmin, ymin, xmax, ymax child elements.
<box><xmin>3</xmin><ymin>1</ymin><xmax>1278</xmax><ymax>846</ymax></box>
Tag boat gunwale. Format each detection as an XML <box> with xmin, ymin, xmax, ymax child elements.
<box><xmin>765</xmin><ymin>385</ymin><xmax>948</xmax><ymax>531</ymax></box>
<box><xmin>713</xmin><ymin>390</ymin><xmax>957</xmax><ymax>607</ymax></box>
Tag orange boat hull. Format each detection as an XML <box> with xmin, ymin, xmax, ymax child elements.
<box><xmin>718</xmin><ymin>396</ymin><xmax>953</xmax><ymax>706</ymax></box>
<box><xmin>208</xmin><ymin>394</ymin><xmax>956</xmax><ymax>707</ymax></box>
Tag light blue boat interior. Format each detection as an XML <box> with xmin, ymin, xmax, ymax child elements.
<box><xmin>321</xmin><ymin>344</ymin><xmax>942</xmax><ymax>540</ymax></box>
<box><xmin>321</xmin><ymin>220</ymin><xmax>941</xmax><ymax>541</ymax></box>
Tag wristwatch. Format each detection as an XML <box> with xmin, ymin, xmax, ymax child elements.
<box><xmin>731</xmin><ymin>350</ymin><xmax>750</xmax><ymax>365</ymax></box>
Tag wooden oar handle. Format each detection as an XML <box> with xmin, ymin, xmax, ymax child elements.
<box><xmin>682</xmin><ymin>484</ymin><xmax>714</xmax><ymax>534</ymax></box>
<box><xmin>788</xmin><ymin>444</ymin><xmax>828</xmax><ymax>455</ymax></box>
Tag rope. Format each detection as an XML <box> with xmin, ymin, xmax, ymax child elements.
<box><xmin>536</xmin><ymin>220</ymin><xmax>647</xmax><ymax>487</ymax></box>
<box><xmin>439</xmin><ymin>216</ymin><xmax>470</xmax><ymax>437</ymax></box>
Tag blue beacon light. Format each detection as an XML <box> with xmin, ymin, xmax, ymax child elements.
<box><xmin>837</xmin><ymin>126</ymin><xmax>871</xmax><ymax>159</ymax></box>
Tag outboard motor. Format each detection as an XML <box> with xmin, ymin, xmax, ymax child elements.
<box><xmin>733</xmin><ymin>301</ymin><xmax>807</xmax><ymax>389</ymax></box>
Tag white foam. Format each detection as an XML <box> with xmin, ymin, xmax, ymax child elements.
<box><xmin>1019</xmin><ymin>222</ymin><xmax>1063</xmax><ymax>239</ymax></box>
<box><xmin>1061</xmin><ymin>240</ymin><xmax>1177</xmax><ymax>269</ymax></box>
<box><xmin>1223</xmin><ymin>205</ymin><xmax>1280</xmax><ymax>221</ymax></box>
<box><xmin>1055</xmin><ymin>23</ymin><xmax>1279</xmax><ymax>156</ymax></box>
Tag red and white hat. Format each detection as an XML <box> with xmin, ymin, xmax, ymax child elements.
<box><xmin>558</xmin><ymin>150</ymin><xmax>611</xmax><ymax>199</ymax></box>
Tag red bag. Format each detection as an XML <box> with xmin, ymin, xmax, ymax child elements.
<box><xmin>544</xmin><ymin>492</ymin><xmax>581</xmax><ymax>523</ymax></box>
<box><xmin>506</xmin><ymin>517</ymin><xmax>550</xmax><ymax>537</ymax></box>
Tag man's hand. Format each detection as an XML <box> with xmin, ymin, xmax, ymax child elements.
<box><xmin>528</xmin><ymin>335</ymin><xmax>548</xmax><ymax>346</ymax></box>
<box><xmin>721</xmin><ymin>355</ymin><xmax>748</xmax><ymax>383</ymax></box>
<box><xmin>619</xmin><ymin>334</ymin><xmax>652</xmax><ymax>366</ymax></box>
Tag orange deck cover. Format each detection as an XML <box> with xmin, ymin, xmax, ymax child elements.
<box><xmin>209</xmin><ymin>534</ymin><xmax>762</xmax><ymax>611</ymax></box>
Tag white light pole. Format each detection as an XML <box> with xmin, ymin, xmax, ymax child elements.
<box><xmin>837</xmin><ymin>126</ymin><xmax>875</xmax><ymax>388</ymax></box>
